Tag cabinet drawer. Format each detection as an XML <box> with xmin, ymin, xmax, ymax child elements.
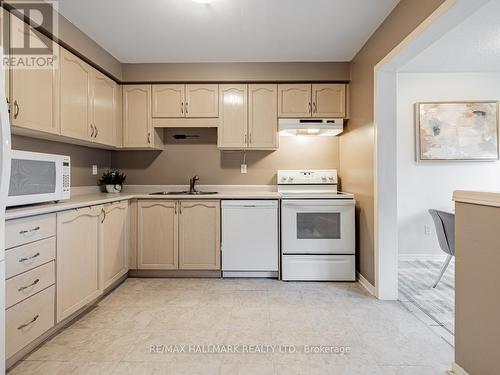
<box><xmin>6</xmin><ymin>285</ymin><xmax>55</xmax><ymax>359</ymax></box>
<box><xmin>6</xmin><ymin>214</ymin><xmax>56</xmax><ymax>249</ymax></box>
<box><xmin>6</xmin><ymin>261</ymin><xmax>55</xmax><ymax>308</ymax></box>
<box><xmin>6</xmin><ymin>237</ymin><xmax>56</xmax><ymax>279</ymax></box>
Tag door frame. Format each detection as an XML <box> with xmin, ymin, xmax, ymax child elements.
<box><xmin>373</xmin><ymin>0</ymin><xmax>491</xmax><ymax>299</ymax></box>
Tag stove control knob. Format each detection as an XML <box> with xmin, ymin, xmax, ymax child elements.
<box><xmin>280</xmin><ymin>177</ymin><xmax>287</xmax><ymax>182</ymax></box>
<box><xmin>328</xmin><ymin>176</ymin><xmax>335</xmax><ymax>182</ymax></box>
<box><xmin>288</xmin><ymin>177</ymin><xmax>294</xmax><ymax>182</ymax></box>
<box><xmin>321</xmin><ymin>176</ymin><xmax>327</xmax><ymax>182</ymax></box>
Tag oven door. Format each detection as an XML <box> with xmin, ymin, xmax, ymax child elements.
<box><xmin>281</xmin><ymin>199</ymin><xmax>355</xmax><ymax>254</ymax></box>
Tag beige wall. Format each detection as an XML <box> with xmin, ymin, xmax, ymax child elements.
<box><xmin>340</xmin><ymin>0</ymin><xmax>446</xmax><ymax>284</ymax></box>
<box><xmin>12</xmin><ymin>135</ymin><xmax>111</xmax><ymax>187</ymax></box>
<box><xmin>455</xmin><ymin>202</ymin><xmax>500</xmax><ymax>375</ymax></box>
<box><xmin>122</xmin><ymin>62</ymin><xmax>349</xmax><ymax>83</ymax></box>
<box><xmin>112</xmin><ymin>128</ymin><xmax>339</xmax><ymax>185</ymax></box>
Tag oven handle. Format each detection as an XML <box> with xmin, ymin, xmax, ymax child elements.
<box><xmin>282</xmin><ymin>200</ymin><xmax>354</xmax><ymax>207</ymax></box>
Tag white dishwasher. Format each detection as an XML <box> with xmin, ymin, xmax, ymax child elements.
<box><xmin>221</xmin><ymin>200</ymin><xmax>279</xmax><ymax>278</ymax></box>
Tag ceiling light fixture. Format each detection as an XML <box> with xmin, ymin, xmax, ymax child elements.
<box><xmin>192</xmin><ymin>0</ymin><xmax>215</xmax><ymax>4</ymax></box>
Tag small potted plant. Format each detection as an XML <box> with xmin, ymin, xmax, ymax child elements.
<box><xmin>99</xmin><ymin>170</ymin><xmax>126</xmax><ymax>193</ymax></box>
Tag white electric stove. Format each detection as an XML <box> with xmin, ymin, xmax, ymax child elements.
<box><xmin>278</xmin><ymin>170</ymin><xmax>356</xmax><ymax>281</ymax></box>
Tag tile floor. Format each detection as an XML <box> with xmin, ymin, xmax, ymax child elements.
<box><xmin>9</xmin><ymin>278</ymin><xmax>454</xmax><ymax>375</ymax></box>
<box><xmin>399</xmin><ymin>259</ymin><xmax>454</xmax><ymax>335</ymax></box>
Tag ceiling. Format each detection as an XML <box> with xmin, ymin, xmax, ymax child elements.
<box><xmin>401</xmin><ymin>0</ymin><xmax>500</xmax><ymax>72</ymax></box>
<box><xmin>57</xmin><ymin>0</ymin><xmax>399</xmax><ymax>63</ymax></box>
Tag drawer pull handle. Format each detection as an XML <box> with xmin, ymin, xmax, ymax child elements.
<box><xmin>19</xmin><ymin>252</ymin><xmax>41</xmax><ymax>263</ymax></box>
<box><xmin>17</xmin><ymin>315</ymin><xmax>39</xmax><ymax>330</ymax></box>
<box><xmin>19</xmin><ymin>226</ymin><xmax>41</xmax><ymax>235</ymax></box>
<box><xmin>18</xmin><ymin>278</ymin><xmax>40</xmax><ymax>292</ymax></box>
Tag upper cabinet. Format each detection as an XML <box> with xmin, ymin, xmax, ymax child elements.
<box><xmin>123</xmin><ymin>84</ymin><xmax>158</xmax><ymax>148</ymax></box>
<box><xmin>248</xmin><ymin>84</ymin><xmax>278</xmax><ymax>149</ymax></box>
<box><xmin>278</xmin><ymin>84</ymin><xmax>311</xmax><ymax>118</ymax></box>
<box><xmin>60</xmin><ymin>48</ymin><xmax>92</xmax><ymax>140</ymax></box>
<box><xmin>152</xmin><ymin>84</ymin><xmax>218</xmax><ymax>118</ymax></box>
<box><xmin>152</xmin><ymin>84</ymin><xmax>184</xmax><ymax>118</ymax></box>
<box><xmin>218</xmin><ymin>84</ymin><xmax>278</xmax><ymax>150</ymax></box>
<box><xmin>278</xmin><ymin>83</ymin><xmax>347</xmax><ymax>118</ymax></box>
<box><xmin>91</xmin><ymin>70</ymin><xmax>117</xmax><ymax>146</ymax></box>
<box><xmin>9</xmin><ymin>14</ymin><xmax>60</xmax><ymax>134</ymax></box>
<box><xmin>185</xmin><ymin>84</ymin><xmax>218</xmax><ymax>118</ymax></box>
<box><xmin>311</xmin><ymin>84</ymin><xmax>347</xmax><ymax>118</ymax></box>
<box><xmin>218</xmin><ymin>84</ymin><xmax>248</xmax><ymax>149</ymax></box>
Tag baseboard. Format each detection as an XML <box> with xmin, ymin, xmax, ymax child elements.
<box><xmin>357</xmin><ymin>272</ymin><xmax>376</xmax><ymax>296</ymax></box>
<box><xmin>451</xmin><ymin>362</ymin><xmax>469</xmax><ymax>375</ymax></box>
<box><xmin>399</xmin><ymin>254</ymin><xmax>448</xmax><ymax>261</ymax></box>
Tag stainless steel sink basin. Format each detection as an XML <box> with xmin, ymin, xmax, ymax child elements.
<box><xmin>149</xmin><ymin>191</ymin><xmax>218</xmax><ymax>196</ymax></box>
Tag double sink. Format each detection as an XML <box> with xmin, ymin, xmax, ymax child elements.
<box><xmin>149</xmin><ymin>175</ymin><xmax>217</xmax><ymax>196</ymax></box>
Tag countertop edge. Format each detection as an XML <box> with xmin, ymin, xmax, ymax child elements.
<box><xmin>5</xmin><ymin>192</ymin><xmax>283</xmax><ymax>220</ymax></box>
<box><xmin>453</xmin><ymin>190</ymin><xmax>500</xmax><ymax>208</ymax></box>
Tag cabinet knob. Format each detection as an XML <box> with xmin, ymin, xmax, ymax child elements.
<box><xmin>13</xmin><ymin>100</ymin><xmax>20</xmax><ymax>119</ymax></box>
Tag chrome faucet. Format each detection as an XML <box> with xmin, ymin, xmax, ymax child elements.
<box><xmin>189</xmin><ymin>175</ymin><xmax>199</xmax><ymax>193</ymax></box>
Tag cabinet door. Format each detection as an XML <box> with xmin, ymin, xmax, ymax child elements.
<box><xmin>2</xmin><ymin>9</ymin><xmax>9</xmax><ymax>106</ymax></box>
<box><xmin>185</xmin><ymin>84</ymin><xmax>218</xmax><ymax>118</ymax></box>
<box><xmin>152</xmin><ymin>84</ymin><xmax>184</xmax><ymax>118</ymax></box>
<box><xmin>101</xmin><ymin>201</ymin><xmax>128</xmax><ymax>289</ymax></box>
<box><xmin>92</xmin><ymin>69</ymin><xmax>116</xmax><ymax>146</ymax></box>
<box><xmin>248</xmin><ymin>84</ymin><xmax>278</xmax><ymax>149</ymax></box>
<box><xmin>278</xmin><ymin>84</ymin><xmax>311</xmax><ymax>118</ymax></box>
<box><xmin>312</xmin><ymin>84</ymin><xmax>346</xmax><ymax>118</ymax></box>
<box><xmin>218</xmin><ymin>84</ymin><xmax>247</xmax><ymax>149</ymax></box>
<box><xmin>138</xmin><ymin>200</ymin><xmax>178</xmax><ymax>270</ymax></box>
<box><xmin>57</xmin><ymin>206</ymin><xmax>102</xmax><ymax>321</ymax></box>
<box><xmin>123</xmin><ymin>85</ymin><xmax>153</xmax><ymax>147</ymax></box>
<box><xmin>60</xmin><ymin>48</ymin><xmax>92</xmax><ymax>140</ymax></box>
<box><xmin>179</xmin><ymin>201</ymin><xmax>220</xmax><ymax>270</ymax></box>
<box><xmin>10</xmin><ymin>15</ymin><xmax>59</xmax><ymax>134</ymax></box>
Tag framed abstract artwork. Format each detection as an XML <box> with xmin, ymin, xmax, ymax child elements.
<box><xmin>415</xmin><ymin>101</ymin><xmax>499</xmax><ymax>161</ymax></box>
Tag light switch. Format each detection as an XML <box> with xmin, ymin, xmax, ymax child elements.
<box><xmin>92</xmin><ymin>165</ymin><xmax>98</xmax><ymax>175</ymax></box>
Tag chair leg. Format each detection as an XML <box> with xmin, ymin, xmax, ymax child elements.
<box><xmin>433</xmin><ymin>254</ymin><xmax>453</xmax><ymax>288</ymax></box>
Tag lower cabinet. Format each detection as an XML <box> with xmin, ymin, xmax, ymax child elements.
<box><xmin>56</xmin><ymin>206</ymin><xmax>103</xmax><ymax>321</ymax></box>
<box><xmin>137</xmin><ymin>200</ymin><xmax>221</xmax><ymax>271</ymax></box>
<box><xmin>137</xmin><ymin>200</ymin><xmax>178</xmax><ymax>270</ymax></box>
<box><xmin>179</xmin><ymin>201</ymin><xmax>221</xmax><ymax>270</ymax></box>
<box><xmin>100</xmin><ymin>201</ymin><xmax>129</xmax><ymax>289</ymax></box>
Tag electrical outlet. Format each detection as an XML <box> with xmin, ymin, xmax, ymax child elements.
<box><xmin>92</xmin><ymin>165</ymin><xmax>98</xmax><ymax>175</ymax></box>
<box><xmin>240</xmin><ymin>164</ymin><xmax>248</xmax><ymax>174</ymax></box>
<box><xmin>424</xmin><ymin>225</ymin><xmax>432</xmax><ymax>235</ymax></box>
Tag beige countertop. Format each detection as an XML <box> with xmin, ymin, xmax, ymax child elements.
<box><xmin>6</xmin><ymin>185</ymin><xmax>282</xmax><ymax>220</ymax></box>
<box><xmin>453</xmin><ymin>190</ymin><xmax>500</xmax><ymax>208</ymax></box>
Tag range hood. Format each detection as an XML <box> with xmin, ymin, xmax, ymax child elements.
<box><xmin>279</xmin><ymin>118</ymin><xmax>343</xmax><ymax>137</ymax></box>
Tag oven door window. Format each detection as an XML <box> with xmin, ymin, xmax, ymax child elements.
<box><xmin>9</xmin><ymin>159</ymin><xmax>57</xmax><ymax>196</ymax></box>
<box><xmin>296</xmin><ymin>212</ymin><xmax>341</xmax><ymax>239</ymax></box>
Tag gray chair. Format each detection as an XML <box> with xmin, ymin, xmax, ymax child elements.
<box><xmin>428</xmin><ymin>209</ymin><xmax>455</xmax><ymax>288</ymax></box>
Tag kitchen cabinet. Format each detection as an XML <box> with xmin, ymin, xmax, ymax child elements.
<box><xmin>152</xmin><ymin>84</ymin><xmax>218</xmax><ymax>118</ymax></box>
<box><xmin>218</xmin><ymin>84</ymin><xmax>248</xmax><ymax>149</ymax></box>
<box><xmin>91</xmin><ymin>70</ymin><xmax>117</xmax><ymax>146</ymax></box>
<box><xmin>60</xmin><ymin>48</ymin><xmax>92</xmax><ymax>140</ymax></box>
<box><xmin>311</xmin><ymin>84</ymin><xmax>346</xmax><ymax>118</ymax></box>
<box><xmin>123</xmin><ymin>84</ymin><xmax>156</xmax><ymax>148</ymax></box>
<box><xmin>56</xmin><ymin>206</ymin><xmax>102</xmax><ymax>321</ymax></box>
<box><xmin>152</xmin><ymin>84</ymin><xmax>184</xmax><ymax>118</ymax></box>
<box><xmin>248</xmin><ymin>84</ymin><xmax>278</xmax><ymax>149</ymax></box>
<box><xmin>2</xmin><ymin>8</ymin><xmax>9</xmax><ymax>106</ymax></box>
<box><xmin>278</xmin><ymin>83</ymin><xmax>347</xmax><ymax>118</ymax></box>
<box><xmin>137</xmin><ymin>200</ymin><xmax>178</xmax><ymax>270</ymax></box>
<box><xmin>178</xmin><ymin>201</ymin><xmax>220</xmax><ymax>270</ymax></box>
<box><xmin>100</xmin><ymin>201</ymin><xmax>129</xmax><ymax>289</ymax></box>
<box><xmin>185</xmin><ymin>84</ymin><xmax>219</xmax><ymax>118</ymax></box>
<box><xmin>218</xmin><ymin>84</ymin><xmax>278</xmax><ymax>150</ymax></box>
<box><xmin>10</xmin><ymin>14</ymin><xmax>60</xmax><ymax>134</ymax></box>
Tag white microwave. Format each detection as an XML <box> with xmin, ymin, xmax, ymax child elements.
<box><xmin>7</xmin><ymin>150</ymin><xmax>70</xmax><ymax>207</ymax></box>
